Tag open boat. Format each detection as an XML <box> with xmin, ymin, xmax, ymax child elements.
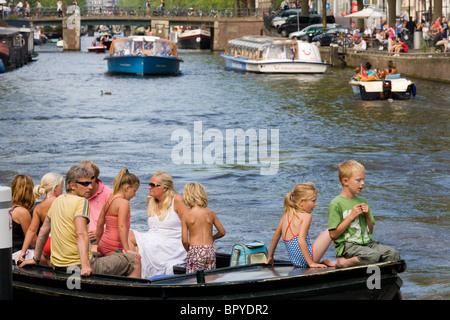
<box><xmin>12</xmin><ymin>252</ymin><xmax>406</xmax><ymax>300</ymax></box>
<box><xmin>104</xmin><ymin>36</ymin><xmax>182</xmax><ymax>75</ymax></box>
<box><xmin>349</xmin><ymin>76</ymin><xmax>416</xmax><ymax>100</ymax></box>
<box><xmin>88</xmin><ymin>44</ymin><xmax>107</xmax><ymax>53</ymax></box>
<box><xmin>177</xmin><ymin>28</ymin><xmax>211</xmax><ymax>50</ymax></box>
<box><xmin>221</xmin><ymin>36</ymin><xmax>327</xmax><ymax>74</ymax></box>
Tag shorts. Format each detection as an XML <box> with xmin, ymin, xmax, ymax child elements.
<box><xmin>186</xmin><ymin>245</ymin><xmax>216</xmax><ymax>274</ymax></box>
<box><xmin>90</xmin><ymin>252</ymin><xmax>135</xmax><ymax>276</ymax></box>
<box><xmin>341</xmin><ymin>240</ymin><xmax>400</xmax><ymax>264</ymax></box>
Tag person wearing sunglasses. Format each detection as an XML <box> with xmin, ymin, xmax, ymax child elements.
<box><xmin>79</xmin><ymin>161</ymin><xmax>112</xmax><ymax>252</ymax></box>
<box><xmin>19</xmin><ymin>164</ymin><xmax>139</xmax><ymax>278</ymax></box>
<box><xmin>128</xmin><ymin>171</ymin><xmax>190</xmax><ymax>279</ymax></box>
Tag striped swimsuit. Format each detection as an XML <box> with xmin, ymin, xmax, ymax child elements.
<box><xmin>282</xmin><ymin>213</ymin><xmax>313</xmax><ymax>268</ymax></box>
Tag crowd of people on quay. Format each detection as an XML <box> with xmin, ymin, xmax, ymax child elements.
<box><xmin>12</xmin><ymin>159</ymin><xmax>399</xmax><ymax>279</ymax></box>
<box><xmin>327</xmin><ymin>14</ymin><xmax>449</xmax><ymax>54</ymax></box>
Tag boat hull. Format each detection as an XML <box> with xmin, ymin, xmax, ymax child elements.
<box><xmin>177</xmin><ymin>30</ymin><xmax>211</xmax><ymax>50</ymax></box>
<box><xmin>88</xmin><ymin>46</ymin><xmax>107</xmax><ymax>53</ymax></box>
<box><xmin>350</xmin><ymin>79</ymin><xmax>415</xmax><ymax>100</ymax></box>
<box><xmin>105</xmin><ymin>55</ymin><xmax>181</xmax><ymax>75</ymax></box>
<box><xmin>12</xmin><ymin>259</ymin><xmax>406</xmax><ymax>300</ymax></box>
<box><xmin>221</xmin><ymin>54</ymin><xmax>327</xmax><ymax>74</ymax></box>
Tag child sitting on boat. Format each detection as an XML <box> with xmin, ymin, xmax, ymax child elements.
<box><xmin>96</xmin><ymin>168</ymin><xmax>141</xmax><ymax>264</ymax></box>
<box><xmin>181</xmin><ymin>182</ymin><xmax>226</xmax><ymax>273</ymax></box>
<box><xmin>266</xmin><ymin>183</ymin><xmax>336</xmax><ymax>268</ymax></box>
<box><xmin>328</xmin><ymin>160</ymin><xmax>401</xmax><ymax>268</ymax></box>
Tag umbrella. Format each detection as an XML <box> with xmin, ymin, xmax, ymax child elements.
<box><xmin>345</xmin><ymin>8</ymin><xmax>377</xmax><ymax>18</ymax></box>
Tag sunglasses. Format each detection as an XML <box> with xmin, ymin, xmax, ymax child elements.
<box><xmin>76</xmin><ymin>180</ymin><xmax>93</xmax><ymax>187</ymax></box>
<box><xmin>148</xmin><ymin>183</ymin><xmax>162</xmax><ymax>188</ymax></box>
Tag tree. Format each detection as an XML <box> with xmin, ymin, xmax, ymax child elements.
<box><xmin>433</xmin><ymin>0</ymin><xmax>442</xmax><ymax>21</ymax></box>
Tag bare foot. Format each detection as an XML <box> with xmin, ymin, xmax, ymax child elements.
<box><xmin>322</xmin><ymin>259</ymin><xmax>337</xmax><ymax>267</ymax></box>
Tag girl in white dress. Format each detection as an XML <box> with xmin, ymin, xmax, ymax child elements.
<box><xmin>128</xmin><ymin>172</ymin><xmax>189</xmax><ymax>279</ymax></box>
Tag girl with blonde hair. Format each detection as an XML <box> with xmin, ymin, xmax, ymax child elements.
<box><xmin>267</xmin><ymin>183</ymin><xmax>336</xmax><ymax>268</ymax></box>
<box><xmin>96</xmin><ymin>168</ymin><xmax>141</xmax><ymax>272</ymax></box>
<box><xmin>15</xmin><ymin>173</ymin><xmax>64</xmax><ymax>266</ymax></box>
<box><xmin>128</xmin><ymin>171</ymin><xmax>190</xmax><ymax>279</ymax></box>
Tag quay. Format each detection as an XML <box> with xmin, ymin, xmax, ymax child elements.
<box><xmin>320</xmin><ymin>46</ymin><xmax>450</xmax><ymax>83</ymax></box>
<box><xmin>2</xmin><ymin>5</ymin><xmax>449</xmax><ymax>82</ymax></box>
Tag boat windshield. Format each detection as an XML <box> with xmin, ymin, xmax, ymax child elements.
<box><xmin>259</xmin><ymin>41</ymin><xmax>297</xmax><ymax>60</ymax></box>
<box><xmin>225</xmin><ymin>37</ymin><xmax>298</xmax><ymax>61</ymax></box>
<box><xmin>109</xmin><ymin>37</ymin><xmax>178</xmax><ymax>57</ymax></box>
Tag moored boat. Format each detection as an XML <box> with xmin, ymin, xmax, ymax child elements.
<box><xmin>104</xmin><ymin>36</ymin><xmax>183</xmax><ymax>75</ymax></box>
<box><xmin>177</xmin><ymin>28</ymin><xmax>211</xmax><ymax>50</ymax></box>
<box><xmin>349</xmin><ymin>77</ymin><xmax>416</xmax><ymax>100</ymax></box>
<box><xmin>221</xmin><ymin>36</ymin><xmax>328</xmax><ymax>74</ymax></box>
<box><xmin>12</xmin><ymin>252</ymin><xmax>406</xmax><ymax>300</ymax></box>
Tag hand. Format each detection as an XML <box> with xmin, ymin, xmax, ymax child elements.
<box><xmin>15</xmin><ymin>253</ymin><xmax>26</xmax><ymax>266</ymax></box>
<box><xmin>350</xmin><ymin>204</ymin><xmax>364</xmax><ymax>219</ymax></box>
<box><xmin>17</xmin><ymin>258</ymin><xmax>37</xmax><ymax>268</ymax></box>
<box><xmin>265</xmin><ymin>257</ymin><xmax>274</xmax><ymax>266</ymax></box>
<box><xmin>80</xmin><ymin>265</ymin><xmax>93</xmax><ymax>277</ymax></box>
<box><xmin>124</xmin><ymin>249</ymin><xmax>141</xmax><ymax>260</ymax></box>
<box><xmin>309</xmin><ymin>262</ymin><xmax>328</xmax><ymax>268</ymax></box>
<box><xmin>360</xmin><ymin>203</ymin><xmax>369</xmax><ymax>214</ymax></box>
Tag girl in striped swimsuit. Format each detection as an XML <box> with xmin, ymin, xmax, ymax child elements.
<box><xmin>267</xmin><ymin>183</ymin><xmax>336</xmax><ymax>268</ymax></box>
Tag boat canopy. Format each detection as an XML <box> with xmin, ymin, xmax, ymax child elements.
<box><xmin>224</xmin><ymin>36</ymin><xmax>322</xmax><ymax>62</ymax></box>
<box><xmin>108</xmin><ymin>36</ymin><xmax>179</xmax><ymax>58</ymax></box>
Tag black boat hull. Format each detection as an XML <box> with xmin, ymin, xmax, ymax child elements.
<box><xmin>12</xmin><ymin>257</ymin><xmax>406</xmax><ymax>300</ymax></box>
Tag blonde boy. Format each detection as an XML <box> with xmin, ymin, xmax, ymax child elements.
<box><xmin>328</xmin><ymin>160</ymin><xmax>400</xmax><ymax>268</ymax></box>
<box><xmin>181</xmin><ymin>183</ymin><xmax>226</xmax><ymax>273</ymax></box>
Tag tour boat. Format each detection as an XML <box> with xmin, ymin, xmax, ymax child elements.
<box><xmin>177</xmin><ymin>28</ymin><xmax>211</xmax><ymax>49</ymax></box>
<box><xmin>349</xmin><ymin>76</ymin><xmax>416</xmax><ymax>100</ymax></box>
<box><xmin>104</xmin><ymin>36</ymin><xmax>183</xmax><ymax>75</ymax></box>
<box><xmin>221</xmin><ymin>36</ymin><xmax>328</xmax><ymax>74</ymax></box>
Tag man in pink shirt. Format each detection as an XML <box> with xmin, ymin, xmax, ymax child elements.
<box><xmin>80</xmin><ymin>161</ymin><xmax>112</xmax><ymax>251</ymax></box>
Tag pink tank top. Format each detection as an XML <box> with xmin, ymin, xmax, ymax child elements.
<box><xmin>97</xmin><ymin>196</ymin><xmax>130</xmax><ymax>255</ymax></box>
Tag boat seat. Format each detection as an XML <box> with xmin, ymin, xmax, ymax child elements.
<box><xmin>385</xmin><ymin>73</ymin><xmax>401</xmax><ymax>79</ymax></box>
<box><xmin>361</xmin><ymin>81</ymin><xmax>383</xmax><ymax>92</ymax></box>
<box><xmin>391</xmin><ymin>79</ymin><xmax>410</xmax><ymax>92</ymax></box>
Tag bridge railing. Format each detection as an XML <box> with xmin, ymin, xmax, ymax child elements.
<box><xmin>10</xmin><ymin>6</ymin><xmax>262</xmax><ymax>20</ymax></box>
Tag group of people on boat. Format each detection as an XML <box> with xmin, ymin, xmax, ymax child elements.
<box><xmin>12</xmin><ymin>159</ymin><xmax>400</xmax><ymax>279</ymax></box>
<box><xmin>12</xmin><ymin>162</ymin><xmax>225</xmax><ymax>279</ymax></box>
<box><xmin>352</xmin><ymin>60</ymin><xmax>399</xmax><ymax>81</ymax></box>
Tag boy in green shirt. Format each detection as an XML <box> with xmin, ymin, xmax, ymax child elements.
<box><xmin>328</xmin><ymin>160</ymin><xmax>400</xmax><ymax>268</ymax></box>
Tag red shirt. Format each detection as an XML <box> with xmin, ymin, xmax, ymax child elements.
<box><xmin>400</xmin><ymin>42</ymin><xmax>408</xmax><ymax>53</ymax></box>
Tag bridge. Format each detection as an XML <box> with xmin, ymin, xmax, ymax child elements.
<box><xmin>24</xmin><ymin>6</ymin><xmax>266</xmax><ymax>51</ymax></box>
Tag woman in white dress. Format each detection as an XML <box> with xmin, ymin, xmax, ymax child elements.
<box><xmin>128</xmin><ymin>171</ymin><xmax>189</xmax><ymax>279</ymax></box>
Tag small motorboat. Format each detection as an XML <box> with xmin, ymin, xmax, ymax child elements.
<box><xmin>88</xmin><ymin>44</ymin><xmax>107</xmax><ymax>53</ymax></box>
<box><xmin>104</xmin><ymin>35</ymin><xmax>183</xmax><ymax>75</ymax></box>
<box><xmin>349</xmin><ymin>75</ymin><xmax>416</xmax><ymax>100</ymax></box>
<box><xmin>11</xmin><ymin>251</ymin><xmax>406</xmax><ymax>300</ymax></box>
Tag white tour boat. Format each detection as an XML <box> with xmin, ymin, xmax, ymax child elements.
<box><xmin>220</xmin><ymin>36</ymin><xmax>327</xmax><ymax>74</ymax></box>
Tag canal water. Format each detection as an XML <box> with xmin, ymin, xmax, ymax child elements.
<box><xmin>0</xmin><ymin>35</ymin><xmax>448</xmax><ymax>300</ymax></box>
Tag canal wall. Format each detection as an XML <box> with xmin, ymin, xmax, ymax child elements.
<box><xmin>320</xmin><ymin>47</ymin><xmax>450</xmax><ymax>83</ymax></box>
<box><xmin>213</xmin><ymin>20</ymin><xmax>264</xmax><ymax>51</ymax></box>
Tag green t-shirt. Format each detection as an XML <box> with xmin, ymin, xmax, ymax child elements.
<box><xmin>328</xmin><ymin>195</ymin><xmax>375</xmax><ymax>257</ymax></box>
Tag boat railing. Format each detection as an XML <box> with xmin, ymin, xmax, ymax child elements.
<box><xmin>23</xmin><ymin>6</ymin><xmax>263</xmax><ymax>20</ymax></box>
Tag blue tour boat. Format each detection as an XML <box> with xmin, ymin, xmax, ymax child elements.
<box><xmin>104</xmin><ymin>36</ymin><xmax>182</xmax><ymax>75</ymax></box>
